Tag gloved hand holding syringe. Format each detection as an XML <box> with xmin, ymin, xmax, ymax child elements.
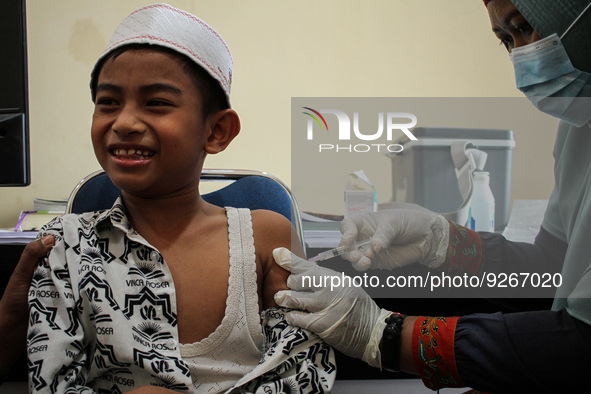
<box><xmin>308</xmin><ymin>240</ymin><xmax>372</xmax><ymax>262</ymax></box>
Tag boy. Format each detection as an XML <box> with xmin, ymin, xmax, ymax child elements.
<box><xmin>27</xmin><ymin>4</ymin><xmax>335</xmax><ymax>393</ymax></box>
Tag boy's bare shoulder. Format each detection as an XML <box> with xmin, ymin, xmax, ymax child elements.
<box><xmin>250</xmin><ymin>209</ymin><xmax>303</xmax><ymax>253</ymax></box>
<box><xmin>250</xmin><ymin>209</ymin><xmax>292</xmax><ymax>231</ymax></box>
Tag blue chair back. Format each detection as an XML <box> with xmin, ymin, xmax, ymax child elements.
<box><xmin>68</xmin><ymin>172</ymin><xmax>121</xmax><ymax>216</ymax></box>
<box><xmin>201</xmin><ymin>176</ymin><xmax>293</xmax><ymax>222</ymax></box>
<box><xmin>66</xmin><ymin>170</ymin><xmax>303</xmax><ymax>249</ymax></box>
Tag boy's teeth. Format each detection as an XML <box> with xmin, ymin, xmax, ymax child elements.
<box><xmin>114</xmin><ymin>149</ymin><xmax>153</xmax><ymax>157</ymax></box>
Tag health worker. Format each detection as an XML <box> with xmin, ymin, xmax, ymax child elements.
<box><xmin>274</xmin><ymin>0</ymin><xmax>591</xmax><ymax>392</ymax></box>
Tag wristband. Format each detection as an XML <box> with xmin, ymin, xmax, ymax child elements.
<box><xmin>380</xmin><ymin>312</ymin><xmax>405</xmax><ymax>372</ymax></box>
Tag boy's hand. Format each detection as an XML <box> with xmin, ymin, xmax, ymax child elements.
<box><xmin>1</xmin><ymin>235</ymin><xmax>54</xmax><ymax>317</ymax></box>
<box><xmin>0</xmin><ymin>235</ymin><xmax>55</xmax><ymax>376</ymax></box>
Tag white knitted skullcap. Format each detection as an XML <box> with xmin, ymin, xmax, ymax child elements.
<box><xmin>92</xmin><ymin>3</ymin><xmax>233</xmax><ymax>103</ymax></box>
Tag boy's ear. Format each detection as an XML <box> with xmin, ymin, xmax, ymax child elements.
<box><xmin>204</xmin><ymin>109</ymin><xmax>241</xmax><ymax>155</ymax></box>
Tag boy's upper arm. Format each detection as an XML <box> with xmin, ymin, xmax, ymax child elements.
<box><xmin>251</xmin><ymin>210</ymin><xmax>305</xmax><ymax>309</ymax></box>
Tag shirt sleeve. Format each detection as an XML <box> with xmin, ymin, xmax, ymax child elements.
<box><xmin>412</xmin><ymin>316</ymin><xmax>464</xmax><ymax>389</ymax></box>
<box><xmin>447</xmin><ymin>223</ymin><xmax>566</xmax><ymax>304</ymax></box>
<box><xmin>412</xmin><ymin>225</ymin><xmax>578</xmax><ymax>391</ymax></box>
<box><xmin>479</xmin><ymin>226</ymin><xmax>567</xmax><ymax>275</ymax></box>
<box><xmin>454</xmin><ymin>309</ymin><xmax>591</xmax><ymax>393</ymax></box>
<box><xmin>411</xmin><ymin>310</ymin><xmax>591</xmax><ymax>392</ymax></box>
<box><xmin>448</xmin><ymin>223</ymin><xmax>567</xmax><ymax>277</ymax></box>
<box><xmin>28</xmin><ymin>218</ymin><xmax>94</xmax><ymax>393</ymax></box>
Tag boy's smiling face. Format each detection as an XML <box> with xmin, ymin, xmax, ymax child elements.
<box><xmin>91</xmin><ymin>48</ymin><xmax>211</xmax><ymax>198</ymax></box>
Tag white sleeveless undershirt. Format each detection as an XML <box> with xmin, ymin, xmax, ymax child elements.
<box><xmin>179</xmin><ymin>208</ymin><xmax>264</xmax><ymax>393</ymax></box>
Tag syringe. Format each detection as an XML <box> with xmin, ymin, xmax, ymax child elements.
<box><xmin>308</xmin><ymin>240</ymin><xmax>372</xmax><ymax>263</ymax></box>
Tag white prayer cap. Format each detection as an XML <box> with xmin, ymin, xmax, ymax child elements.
<box><xmin>92</xmin><ymin>3</ymin><xmax>233</xmax><ymax>103</ymax></box>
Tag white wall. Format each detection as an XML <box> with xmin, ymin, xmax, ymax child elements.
<box><xmin>0</xmin><ymin>0</ymin><xmax>556</xmax><ymax>227</ymax></box>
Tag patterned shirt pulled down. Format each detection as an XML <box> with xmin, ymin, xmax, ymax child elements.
<box><xmin>27</xmin><ymin>198</ymin><xmax>336</xmax><ymax>393</ymax></box>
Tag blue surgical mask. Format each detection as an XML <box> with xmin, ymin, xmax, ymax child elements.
<box><xmin>510</xmin><ymin>5</ymin><xmax>591</xmax><ymax>127</ymax></box>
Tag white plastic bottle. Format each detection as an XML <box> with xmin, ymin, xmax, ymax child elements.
<box><xmin>468</xmin><ymin>171</ymin><xmax>495</xmax><ymax>232</ymax></box>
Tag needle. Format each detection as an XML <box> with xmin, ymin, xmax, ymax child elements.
<box><xmin>308</xmin><ymin>240</ymin><xmax>372</xmax><ymax>262</ymax></box>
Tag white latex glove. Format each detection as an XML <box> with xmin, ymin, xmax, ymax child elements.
<box><xmin>340</xmin><ymin>209</ymin><xmax>450</xmax><ymax>271</ymax></box>
<box><xmin>273</xmin><ymin>247</ymin><xmax>391</xmax><ymax>368</ymax></box>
